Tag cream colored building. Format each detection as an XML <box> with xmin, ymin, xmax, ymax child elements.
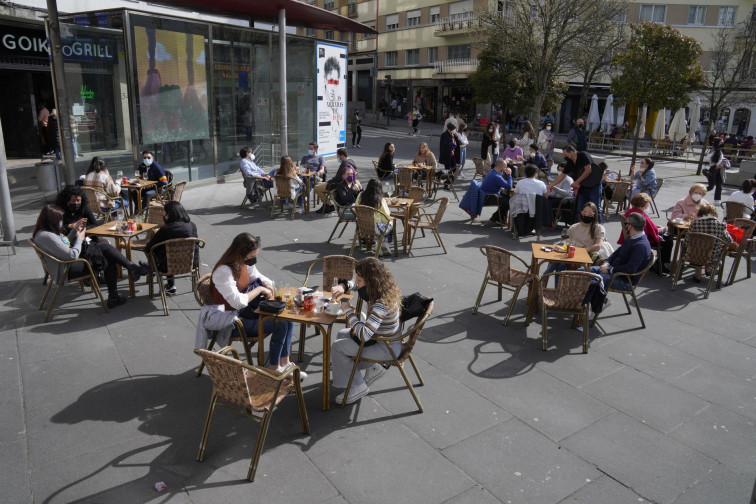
<box><xmin>300</xmin><ymin>0</ymin><xmax>756</xmax><ymax>135</ymax></box>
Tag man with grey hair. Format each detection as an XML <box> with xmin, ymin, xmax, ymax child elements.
<box><xmin>591</xmin><ymin>212</ymin><xmax>652</xmax><ymax>291</ymax></box>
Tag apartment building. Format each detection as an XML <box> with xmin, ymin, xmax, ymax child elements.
<box><xmin>301</xmin><ymin>0</ymin><xmax>755</xmax><ymax>135</ymax></box>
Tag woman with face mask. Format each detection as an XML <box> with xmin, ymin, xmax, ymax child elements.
<box><xmin>629</xmin><ymin>158</ymin><xmax>658</xmax><ymax>198</ymax></box>
<box><xmin>671</xmin><ymin>184</ymin><xmax>709</xmax><ymax>222</ymax></box>
<box><xmin>145</xmin><ymin>202</ymin><xmax>198</xmax><ymax>295</ymax></box>
<box><xmin>620</xmin><ymin>193</ymin><xmax>673</xmax><ymax>275</ymax></box>
<box><xmin>32</xmin><ymin>203</ymin><xmax>149</xmax><ymax>308</ymax></box>
<box><xmin>537</xmin><ymin>121</ymin><xmax>555</xmax><ymax>165</ymax></box>
<box><xmin>333</xmin><ymin>165</ymin><xmax>362</xmax><ymax>206</ymax></box>
<box><xmin>481</xmin><ymin>122</ymin><xmax>496</xmax><ymax>161</ymax></box>
<box><xmin>210</xmin><ymin>233</ymin><xmax>301</xmax><ymax>376</ymax></box>
<box><xmin>543</xmin><ymin>202</ymin><xmax>607</xmax><ymax>279</ymax></box>
<box><xmin>56</xmin><ymin>185</ymin><xmax>99</xmax><ymax>232</ymax></box>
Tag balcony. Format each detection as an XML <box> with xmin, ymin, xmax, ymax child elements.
<box><xmin>433</xmin><ymin>58</ymin><xmax>479</xmax><ymax>76</ymax></box>
<box><xmin>433</xmin><ymin>12</ymin><xmax>481</xmax><ymax>36</ymax></box>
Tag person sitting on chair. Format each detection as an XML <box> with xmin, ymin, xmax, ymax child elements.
<box><xmin>527</xmin><ymin>143</ymin><xmax>548</xmax><ymax>177</ymax></box>
<box><xmin>591</xmin><ymin>212</ymin><xmax>652</xmax><ymax>291</ymax></box>
<box><xmin>329</xmin><ymin>257</ymin><xmax>402</xmax><ymax>404</ymax></box>
<box><xmin>480</xmin><ymin>159</ymin><xmax>514</xmax><ymax>225</ymax></box>
<box><xmin>300</xmin><ymin>141</ymin><xmax>326</xmax><ymax>180</ymax></box>
<box><xmin>514</xmin><ymin>164</ymin><xmax>548</xmax><ymax>196</ymax></box>
<box><xmin>145</xmin><ymin>201</ymin><xmax>199</xmax><ymax>295</ymax></box>
<box><xmin>240</xmin><ymin>146</ymin><xmax>271</xmax><ymax>205</ymax></box>
<box><xmin>619</xmin><ymin>193</ymin><xmax>673</xmax><ymax>274</ymax></box>
<box><xmin>138</xmin><ymin>151</ymin><xmax>168</xmax><ymax>208</ymax></box>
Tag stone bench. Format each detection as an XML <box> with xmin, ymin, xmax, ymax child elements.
<box><xmin>724</xmin><ymin>159</ymin><xmax>756</xmax><ymax>187</ymax></box>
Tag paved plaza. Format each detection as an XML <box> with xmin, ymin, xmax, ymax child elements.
<box><xmin>1</xmin><ymin>124</ymin><xmax>755</xmax><ymax>503</ymax></box>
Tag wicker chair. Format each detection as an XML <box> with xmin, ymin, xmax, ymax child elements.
<box><xmin>126</xmin><ymin>205</ymin><xmax>166</xmax><ymax>295</ymax></box>
<box><xmin>240</xmin><ymin>171</ymin><xmax>273</xmax><ymax>209</ymax></box>
<box><xmin>649</xmin><ymin>178</ymin><xmax>663</xmax><ymax>218</ymax></box>
<box><xmin>539</xmin><ymin>271</ymin><xmax>603</xmax><ymax>353</ymax></box>
<box><xmin>725</xmin><ymin>218</ymin><xmax>756</xmax><ymax>285</ymax></box>
<box><xmin>194</xmin><ymin>347</ymin><xmax>309</xmax><ymax>482</ymax></box>
<box><xmin>671</xmin><ymin>232</ymin><xmax>728</xmax><ymax>299</ymax></box>
<box><xmin>349</xmin><ymin>205</ymin><xmax>397</xmax><ymax>258</ymax></box>
<box><xmin>721</xmin><ymin>201</ymin><xmax>750</xmax><ymax>224</ymax></box>
<box><xmin>147</xmin><ymin>237</ymin><xmax>205</xmax><ymax>315</ymax></box>
<box><xmin>396</xmin><ymin>167</ymin><xmax>416</xmax><ymax>197</ymax></box>
<box><xmin>341</xmin><ymin>301</ymin><xmax>434</xmax><ymax>412</ymax></box>
<box><xmin>81</xmin><ymin>186</ymin><xmax>123</xmax><ymax>223</ymax></box>
<box><xmin>590</xmin><ymin>251</ymin><xmax>656</xmax><ymax>329</ymax></box>
<box><xmin>153</xmin><ymin>180</ymin><xmax>186</xmax><ymax>205</ymax></box>
<box><xmin>373</xmin><ymin>159</ymin><xmax>397</xmax><ymax>196</ymax></box>
<box><xmin>327</xmin><ymin>190</ymin><xmax>356</xmax><ymax>243</ymax></box>
<box><xmin>602</xmin><ymin>180</ymin><xmax>632</xmax><ymax>215</ymax></box>
<box><xmin>472</xmin><ymin>246</ymin><xmax>536</xmax><ymax>325</ymax></box>
<box><xmin>552</xmin><ymin>197</ymin><xmax>576</xmax><ymax>229</ymax></box>
<box><xmin>472</xmin><ymin>157</ymin><xmax>491</xmax><ymax>181</ymax></box>
<box><xmin>406</xmin><ymin>197</ymin><xmax>449</xmax><ymax>254</ymax></box>
<box><xmin>270</xmin><ymin>176</ymin><xmax>297</xmax><ymax>220</ymax></box>
<box><xmin>296</xmin><ymin>255</ymin><xmax>359</xmax><ymax>360</ymax></box>
<box><xmin>436</xmin><ymin>164</ymin><xmax>463</xmax><ymax>201</ymax></box>
<box><xmin>29</xmin><ymin>239</ymin><xmax>108</xmax><ymax>322</ymax></box>
<box><xmin>194</xmin><ymin>273</ymin><xmax>259</xmax><ymax>376</ymax></box>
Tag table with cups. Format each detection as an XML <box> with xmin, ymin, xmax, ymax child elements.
<box><xmin>256</xmin><ymin>285</ymin><xmax>353</xmax><ymax>410</ymax></box>
<box><xmin>386</xmin><ymin>197</ymin><xmax>415</xmax><ymax>254</ymax></box>
<box><xmin>121</xmin><ymin>178</ymin><xmax>158</xmax><ymax>216</ymax></box>
<box><xmin>668</xmin><ymin>218</ymin><xmax>691</xmax><ymax>275</ymax></box>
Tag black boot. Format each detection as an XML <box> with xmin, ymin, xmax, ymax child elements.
<box><xmin>107</xmin><ymin>292</ymin><xmax>127</xmax><ymax>308</ymax></box>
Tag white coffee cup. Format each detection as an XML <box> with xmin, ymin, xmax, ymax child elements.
<box><xmin>326</xmin><ymin>303</ymin><xmax>340</xmax><ymax>315</ymax></box>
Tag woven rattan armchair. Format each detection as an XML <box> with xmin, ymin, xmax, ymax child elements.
<box><xmin>472</xmin><ymin>157</ymin><xmax>491</xmax><ymax>181</ymax></box>
<box><xmin>194</xmin><ymin>273</ymin><xmax>258</xmax><ymax>376</ymax></box>
<box><xmin>373</xmin><ymin>159</ymin><xmax>397</xmax><ymax>196</ymax></box>
<box><xmin>327</xmin><ymin>190</ymin><xmax>356</xmax><ymax>243</ymax></box>
<box><xmin>472</xmin><ymin>245</ymin><xmax>536</xmax><ymax>325</ymax></box>
<box><xmin>240</xmin><ymin>170</ymin><xmax>273</xmax><ymax>209</ymax></box>
<box><xmin>721</xmin><ymin>201</ymin><xmax>750</xmax><ymax>224</ymax></box>
<box><xmin>649</xmin><ymin>178</ymin><xmax>663</xmax><ymax>217</ymax></box>
<box><xmin>81</xmin><ymin>186</ymin><xmax>123</xmax><ymax>223</ymax></box>
<box><xmin>590</xmin><ymin>251</ymin><xmax>656</xmax><ymax>329</ymax></box>
<box><xmin>271</xmin><ymin>176</ymin><xmax>297</xmax><ymax>220</ymax></box>
<box><xmin>147</xmin><ymin>237</ymin><xmax>205</xmax><ymax>315</ymax></box>
<box><xmin>126</xmin><ymin>205</ymin><xmax>166</xmax><ymax>295</ymax></box>
<box><xmin>341</xmin><ymin>301</ymin><xmax>434</xmax><ymax>412</ymax></box>
<box><xmin>602</xmin><ymin>180</ymin><xmax>632</xmax><ymax>216</ymax></box>
<box><xmin>436</xmin><ymin>164</ymin><xmax>463</xmax><ymax>201</ymax></box>
<box><xmin>349</xmin><ymin>205</ymin><xmax>397</xmax><ymax>258</ymax></box>
<box><xmin>539</xmin><ymin>271</ymin><xmax>602</xmax><ymax>353</ymax></box>
<box><xmin>194</xmin><ymin>347</ymin><xmax>309</xmax><ymax>482</ymax></box>
<box><xmin>725</xmin><ymin>218</ymin><xmax>756</xmax><ymax>285</ymax></box>
<box><xmin>671</xmin><ymin>232</ymin><xmax>728</xmax><ymax>299</ymax></box>
<box><xmin>406</xmin><ymin>197</ymin><xmax>449</xmax><ymax>255</ymax></box>
<box><xmin>30</xmin><ymin>239</ymin><xmax>108</xmax><ymax>322</ymax></box>
<box><xmin>396</xmin><ymin>167</ymin><xmax>416</xmax><ymax>197</ymax></box>
<box><xmin>552</xmin><ymin>196</ymin><xmax>576</xmax><ymax>229</ymax></box>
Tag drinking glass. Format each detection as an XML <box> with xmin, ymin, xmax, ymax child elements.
<box><xmin>313</xmin><ymin>291</ymin><xmax>324</xmax><ymax>313</ymax></box>
<box><xmin>116</xmin><ymin>170</ymin><xmax>123</xmax><ymax>180</ymax></box>
<box><xmin>134</xmin><ymin>170</ymin><xmax>140</xmax><ymax>179</ymax></box>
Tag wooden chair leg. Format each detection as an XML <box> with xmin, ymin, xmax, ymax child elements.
<box><xmin>43</xmin><ymin>281</ymin><xmax>67</xmax><ymax>322</ymax></box>
<box><xmin>196</xmin><ymin>333</ymin><xmax>218</xmax><ymax>377</ymax></box>
<box><xmin>38</xmin><ymin>279</ymin><xmax>54</xmax><ymax>310</ymax></box>
<box><xmin>348</xmin><ymin>230</ymin><xmax>358</xmax><ymax>257</ymax></box>
<box><xmin>197</xmin><ymin>391</ymin><xmax>219</xmax><ymax>462</ymax></box>
<box><xmin>247</xmin><ymin>411</ymin><xmax>273</xmax><ymax>481</ymax></box>
<box><xmin>472</xmin><ymin>272</ymin><xmax>490</xmax><ymax>314</ymax></box>
<box><xmin>297</xmin><ymin>324</ymin><xmax>306</xmax><ymax>362</ymax></box>
<box><xmin>583</xmin><ymin>306</ymin><xmax>590</xmax><ymax>353</ymax></box>
<box><xmin>293</xmin><ymin>374</ymin><xmax>310</xmax><ymax>434</ymax></box>
<box><xmin>541</xmin><ymin>306</ymin><xmax>548</xmax><ymax>350</ymax></box>
<box><xmin>503</xmin><ymin>285</ymin><xmax>524</xmax><ymax>326</ymax></box>
<box><xmin>396</xmin><ymin>361</ymin><xmax>423</xmax><ymax>412</ymax></box>
<box><xmin>406</xmin><ymin>354</ymin><xmax>424</xmax><ymax>385</ymax></box>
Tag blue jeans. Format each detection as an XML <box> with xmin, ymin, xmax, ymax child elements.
<box><xmin>589</xmin><ymin>266</ymin><xmax>632</xmax><ymax>291</ymax></box>
<box><xmin>460</xmin><ymin>147</ymin><xmax>467</xmax><ymax>170</ymax></box>
<box><xmin>576</xmin><ymin>183</ymin><xmax>602</xmax><ymax>223</ymax></box>
<box><xmin>233</xmin><ymin>312</ymin><xmax>294</xmax><ymax>367</ymax></box>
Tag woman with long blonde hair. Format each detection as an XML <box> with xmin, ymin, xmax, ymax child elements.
<box><xmin>275</xmin><ymin>155</ymin><xmax>303</xmax><ymax>210</ymax></box>
<box><xmin>329</xmin><ymin>257</ymin><xmax>403</xmax><ymax>404</ymax></box>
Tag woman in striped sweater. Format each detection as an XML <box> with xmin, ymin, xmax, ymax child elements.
<box><xmin>330</xmin><ymin>257</ymin><xmax>402</xmax><ymax>404</ymax></box>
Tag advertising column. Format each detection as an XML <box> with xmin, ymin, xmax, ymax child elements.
<box><xmin>316</xmin><ymin>42</ymin><xmax>346</xmax><ymax>157</ymax></box>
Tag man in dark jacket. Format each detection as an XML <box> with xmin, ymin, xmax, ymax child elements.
<box><xmin>439</xmin><ymin>123</ymin><xmax>460</xmax><ymax>189</ymax></box>
<box><xmin>145</xmin><ymin>201</ymin><xmax>198</xmax><ymax>295</ymax></box>
<box><xmin>592</xmin><ymin>212</ymin><xmax>652</xmax><ymax>290</ymax></box>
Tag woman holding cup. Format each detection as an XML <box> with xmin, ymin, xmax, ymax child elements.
<box><xmin>329</xmin><ymin>257</ymin><xmax>401</xmax><ymax>404</ymax></box>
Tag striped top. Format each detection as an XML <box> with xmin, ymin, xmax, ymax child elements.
<box><xmin>84</xmin><ymin>171</ymin><xmax>121</xmax><ymax>207</ymax></box>
<box><xmin>344</xmin><ymin>299</ymin><xmax>400</xmax><ymax>343</ymax></box>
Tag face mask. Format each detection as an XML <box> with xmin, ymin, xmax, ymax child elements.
<box><xmin>357</xmin><ymin>285</ymin><xmax>369</xmax><ymax>301</ymax></box>
<box><xmin>307</xmin><ymin>149</ymin><xmax>314</xmax><ymax>156</ymax></box>
<box><xmin>346</xmin><ymin>175</ymin><xmax>355</xmax><ymax>183</ymax></box>
<box><xmin>68</xmin><ymin>203</ymin><xmax>81</xmax><ymax>212</ymax></box>
<box><xmin>488</xmin><ymin>129</ymin><xmax>493</xmax><ymax>133</ymax></box>
<box><xmin>691</xmin><ymin>193</ymin><xmax>703</xmax><ymax>202</ymax></box>
<box><xmin>143</xmin><ymin>158</ymin><xmax>153</xmax><ymax>167</ymax></box>
<box><xmin>530</xmin><ymin>152</ymin><xmax>536</xmax><ymax>158</ymax></box>
<box><xmin>59</xmin><ymin>221</ymin><xmax>63</xmax><ymax>229</ymax></box>
<box><xmin>581</xmin><ymin>215</ymin><xmax>594</xmax><ymax>224</ymax></box>
<box><xmin>244</xmin><ymin>257</ymin><xmax>257</xmax><ymax>266</ymax></box>
<box><xmin>509</xmin><ymin>141</ymin><xmax>515</xmax><ymax>149</ymax></box>
<box><xmin>578</xmin><ymin>124</ymin><xmax>584</xmax><ymax>130</ymax></box>
<box><xmin>546</xmin><ymin>126</ymin><xmax>552</xmax><ymax>131</ymax></box>
<box><xmin>249</xmin><ymin>153</ymin><xmax>255</xmax><ymax>161</ymax></box>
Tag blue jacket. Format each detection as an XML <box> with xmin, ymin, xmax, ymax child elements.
<box><xmin>139</xmin><ymin>160</ymin><xmax>168</xmax><ymax>188</ymax></box>
<box><xmin>632</xmin><ymin>167</ymin><xmax>657</xmax><ymax>197</ymax></box>
<box><xmin>459</xmin><ymin>180</ymin><xmax>487</xmax><ymax>218</ymax></box>
<box><xmin>607</xmin><ymin>233</ymin><xmax>652</xmax><ymax>284</ymax></box>
<box><xmin>480</xmin><ymin>169</ymin><xmax>513</xmax><ymax>195</ymax></box>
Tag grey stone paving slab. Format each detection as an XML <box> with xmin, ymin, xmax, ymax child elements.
<box><xmin>581</xmin><ymin>366</ymin><xmax>710</xmax><ymax>434</ymax></box>
<box><xmin>535</xmin><ymin>346</ymin><xmax>626</xmax><ymax>388</ymax></box>
<box><xmin>0</xmin><ymin>329</ymin><xmax>21</xmax><ymax>387</ymax></box>
<box><xmin>0</xmin><ymin>385</ymin><xmax>26</xmax><ymax>444</ymax></box>
<box><xmin>671</xmin><ymin>327</ymin><xmax>756</xmax><ymax>378</ymax></box>
<box><xmin>672</xmin><ymin>362</ymin><xmax>756</xmax><ymax>421</ymax></box>
<box><xmin>475</xmin><ymin>368</ymin><xmax>615</xmax><ymax>442</ymax></box>
<box><xmin>30</xmin><ymin>437</ymin><xmax>188</xmax><ymax>504</ymax></box>
<box><xmin>596</xmin><ymin>333</ymin><xmax>705</xmax><ymax>382</ymax></box>
<box><xmin>669</xmin><ymin>404</ymin><xmax>756</xmax><ymax>474</ymax></box>
<box><xmin>372</xmin><ymin>358</ymin><xmax>511</xmax><ymax>449</ymax></box>
<box><xmin>441</xmin><ymin>484</ymin><xmax>503</xmax><ymax>504</ymax></box>
<box><xmin>309</xmin><ymin>421</ymin><xmax>474</xmax><ymax>504</ymax></box>
<box><xmin>562</xmin><ymin>411</ymin><xmax>718</xmax><ymax>504</ymax></box>
<box><xmin>556</xmin><ymin>474</ymin><xmax>648</xmax><ymax>503</ymax></box>
<box><xmin>17</xmin><ymin>326</ymin><xmax>117</xmax><ymax>365</ymax></box>
<box><xmin>674</xmin><ymin>304</ymin><xmax>756</xmax><ymax>342</ymax></box>
<box><xmin>670</xmin><ymin>463</ymin><xmax>754</xmax><ymax>504</ymax></box>
<box><xmin>0</xmin><ymin>438</ymin><xmax>31</xmax><ymax>504</ymax></box>
<box><xmin>443</xmin><ymin>417</ymin><xmax>600</xmax><ymax>504</ymax></box>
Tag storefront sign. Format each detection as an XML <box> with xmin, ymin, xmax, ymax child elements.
<box><xmin>80</xmin><ymin>85</ymin><xmax>95</xmax><ymax>100</ymax></box>
<box><xmin>0</xmin><ymin>24</ymin><xmax>115</xmax><ymax>62</ymax></box>
<box><xmin>316</xmin><ymin>42</ymin><xmax>347</xmax><ymax>156</ymax></box>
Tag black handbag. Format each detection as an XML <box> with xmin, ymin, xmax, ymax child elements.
<box><xmin>258</xmin><ymin>299</ymin><xmax>286</xmax><ymax>315</ymax></box>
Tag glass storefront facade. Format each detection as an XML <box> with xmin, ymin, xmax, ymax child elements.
<box><xmin>54</xmin><ymin>9</ymin><xmax>325</xmax><ymax>182</ymax></box>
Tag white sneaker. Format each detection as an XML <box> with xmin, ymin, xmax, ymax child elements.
<box><xmin>356</xmin><ymin>144</ymin><xmax>361</xmax><ymax>149</ymax></box>
<box><xmin>335</xmin><ymin>381</ymin><xmax>369</xmax><ymax>404</ymax></box>
<box><xmin>277</xmin><ymin>363</ymin><xmax>307</xmax><ymax>381</ymax></box>
<box><xmin>296</xmin><ymin>206</ymin><xmax>304</xmax><ymax>214</ymax></box>
<box><xmin>363</xmin><ymin>363</ymin><xmax>388</xmax><ymax>386</ymax></box>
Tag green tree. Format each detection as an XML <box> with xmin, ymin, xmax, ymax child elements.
<box><xmin>473</xmin><ymin>0</ymin><xmax>628</xmax><ymax>121</ymax></box>
<box><xmin>610</xmin><ymin>22</ymin><xmax>705</xmax><ymax>165</ymax></box>
<box><xmin>693</xmin><ymin>18</ymin><xmax>756</xmax><ymax>175</ymax></box>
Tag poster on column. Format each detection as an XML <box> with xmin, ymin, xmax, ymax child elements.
<box><xmin>316</xmin><ymin>42</ymin><xmax>347</xmax><ymax>156</ymax></box>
